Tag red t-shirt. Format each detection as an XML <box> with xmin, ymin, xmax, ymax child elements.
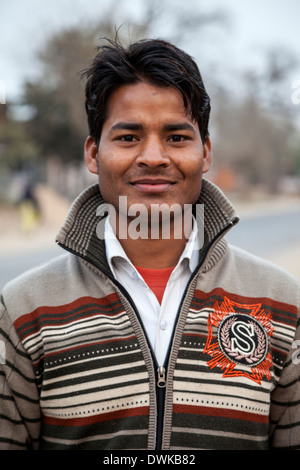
<box><xmin>134</xmin><ymin>265</ymin><xmax>175</xmax><ymax>304</ymax></box>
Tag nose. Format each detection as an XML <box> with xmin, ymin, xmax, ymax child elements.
<box><xmin>135</xmin><ymin>137</ymin><xmax>171</xmax><ymax>168</ymax></box>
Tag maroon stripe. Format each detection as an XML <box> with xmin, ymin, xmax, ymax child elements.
<box><xmin>173</xmin><ymin>403</ymin><xmax>268</xmax><ymax>424</ymax></box>
<box><xmin>14</xmin><ymin>294</ymin><xmax>123</xmax><ymax>338</ymax></box>
<box><xmin>43</xmin><ymin>406</ymin><xmax>149</xmax><ymax>427</ymax></box>
<box><xmin>193</xmin><ymin>288</ymin><xmax>298</xmax><ymax>325</ymax></box>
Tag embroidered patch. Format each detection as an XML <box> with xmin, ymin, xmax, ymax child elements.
<box><xmin>218</xmin><ymin>314</ymin><xmax>268</xmax><ymax>366</ymax></box>
<box><xmin>204</xmin><ymin>297</ymin><xmax>274</xmax><ymax>384</ymax></box>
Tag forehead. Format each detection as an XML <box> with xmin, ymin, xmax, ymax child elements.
<box><xmin>103</xmin><ymin>81</ymin><xmax>197</xmax><ymax>130</ymax></box>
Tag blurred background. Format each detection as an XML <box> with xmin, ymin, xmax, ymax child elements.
<box><xmin>0</xmin><ymin>0</ymin><xmax>300</xmax><ymax>289</ymax></box>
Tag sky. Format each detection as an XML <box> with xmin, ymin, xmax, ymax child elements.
<box><xmin>0</xmin><ymin>0</ymin><xmax>300</xmax><ymax>104</ymax></box>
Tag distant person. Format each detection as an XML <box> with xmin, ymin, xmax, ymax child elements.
<box><xmin>0</xmin><ymin>38</ymin><xmax>300</xmax><ymax>450</ymax></box>
<box><xmin>18</xmin><ymin>180</ymin><xmax>41</xmax><ymax>233</ymax></box>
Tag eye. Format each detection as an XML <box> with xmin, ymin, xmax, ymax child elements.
<box><xmin>168</xmin><ymin>135</ymin><xmax>187</xmax><ymax>142</ymax></box>
<box><xmin>119</xmin><ymin>135</ymin><xmax>139</xmax><ymax>142</ymax></box>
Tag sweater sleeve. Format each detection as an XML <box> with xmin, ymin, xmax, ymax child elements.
<box><xmin>269</xmin><ymin>309</ymin><xmax>300</xmax><ymax>449</ymax></box>
<box><xmin>0</xmin><ymin>295</ymin><xmax>41</xmax><ymax>449</ymax></box>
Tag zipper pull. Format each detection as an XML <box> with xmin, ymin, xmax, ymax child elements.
<box><xmin>157</xmin><ymin>366</ymin><xmax>166</xmax><ymax>388</ymax></box>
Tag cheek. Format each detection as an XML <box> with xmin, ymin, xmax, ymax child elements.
<box><xmin>97</xmin><ymin>153</ymin><xmax>127</xmax><ymax>202</ymax></box>
<box><xmin>179</xmin><ymin>152</ymin><xmax>204</xmax><ymax>179</ymax></box>
<box><xmin>98</xmin><ymin>154</ymin><xmax>113</xmax><ymax>196</ymax></box>
<box><xmin>179</xmin><ymin>154</ymin><xmax>204</xmax><ymax>198</ymax></box>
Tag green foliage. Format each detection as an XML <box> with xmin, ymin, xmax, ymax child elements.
<box><xmin>24</xmin><ymin>81</ymin><xmax>85</xmax><ymax>163</ymax></box>
<box><xmin>0</xmin><ymin>113</ymin><xmax>39</xmax><ymax>171</ymax></box>
<box><xmin>292</xmin><ymin>144</ymin><xmax>300</xmax><ymax>174</ymax></box>
<box><xmin>20</xmin><ymin>18</ymin><xmax>148</xmax><ymax>164</ymax></box>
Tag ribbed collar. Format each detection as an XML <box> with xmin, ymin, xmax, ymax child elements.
<box><xmin>56</xmin><ymin>179</ymin><xmax>239</xmax><ymax>276</ymax></box>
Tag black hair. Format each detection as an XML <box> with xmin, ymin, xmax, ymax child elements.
<box><xmin>82</xmin><ymin>38</ymin><xmax>211</xmax><ymax>144</ymax></box>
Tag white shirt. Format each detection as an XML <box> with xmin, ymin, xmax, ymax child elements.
<box><xmin>104</xmin><ymin>217</ymin><xmax>199</xmax><ymax>366</ymax></box>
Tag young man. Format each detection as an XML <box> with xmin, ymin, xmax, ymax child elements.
<box><xmin>1</xmin><ymin>38</ymin><xmax>300</xmax><ymax>450</ymax></box>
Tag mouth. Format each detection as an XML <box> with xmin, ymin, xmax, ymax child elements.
<box><xmin>130</xmin><ymin>178</ymin><xmax>176</xmax><ymax>194</ymax></box>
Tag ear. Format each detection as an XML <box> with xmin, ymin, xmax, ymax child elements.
<box><xmin>84</xmin><ymin>136</ymin><xmax>98</xmax><ymax>174</ymax></box>
<box><xmin>202</xmin><ymin>136</ymin><xmax>212</xmax><ymax>174</ymax></box>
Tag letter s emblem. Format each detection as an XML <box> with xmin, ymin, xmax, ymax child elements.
<box><xmin>231</xmin><ymin>321</ymin><xmax>256</xmax><ymax>355</ymax></box>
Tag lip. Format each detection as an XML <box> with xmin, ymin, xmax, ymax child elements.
<box><xmin>130</xmin><ymin>178</ymin><xmax>176</xmax><ymax>194</ymax></box>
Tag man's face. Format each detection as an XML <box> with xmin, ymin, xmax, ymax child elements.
<box><xmin>85</xmin><ymin>81</ymin><xmax>212</xmax><ymax>217</ymax></box>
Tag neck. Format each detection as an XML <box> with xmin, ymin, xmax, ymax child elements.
<box><xmin>110</xmin><ymin>210</ymin><xmax>192</xmax><ymax>269</ymax></box>
<box><xmin>119</xmin><ymin>236</ymin><xmax>187</xmax><ymax>269</ymax></box>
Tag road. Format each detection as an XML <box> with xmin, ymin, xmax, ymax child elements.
<box><xmin>226</xmin><ymin>207</ymin><xmax>300</xmax><ymax>258</ymax></box>
<box><xmin>0</xmin><ymin>207</ymin><xmax>300</xmax><ymax>291</ymax></box>
<box><xmin>0</xmin><ymin>245</ymin><xmax>62</xmax><ymax>292</ymax></box>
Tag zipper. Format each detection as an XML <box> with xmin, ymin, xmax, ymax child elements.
<box><xmin>156</xmin><ymin>365</ymin><xmax>166</xmax><ymax>450</ymax></box>
<box><xmin>56</xmin><ymin>216</ymin><xmax>239</xmax><ymax>450</ymax></box>
<box><xmin>57</xmin><ymin>240</ymin><xmax>166</xmax><ymax>448</ymax></box>
<box><xmin>157</xmin><ymin>366</ymin><xmax>166</xmax><ymax>388</ymax></box>
<box><xmin>153</xmin><ymin>216</ymin><xmax>240</xmax><ymax>449</ymax></box>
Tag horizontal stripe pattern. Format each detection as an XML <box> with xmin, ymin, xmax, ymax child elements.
<box><xmin>189</xmin><ymin>288</ymin><xmax>298</xmax><ymax>376</ymax></box>
<box><xmin>13</xmin><ymin>294</ymin><xmax>151</xmax><ymax>450</ymax></box>
<box><xmin>2</xmin><ymin>180</ymin><xmax>300</xmax><ymax>450</ymax></box>
<box><xmin>168</xmin><ymin>288</ymin><xmax>298</xmax><ymax>449</ymax></box>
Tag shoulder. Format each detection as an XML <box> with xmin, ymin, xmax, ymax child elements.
<box><xmin>225</xmin><ymin>243</ymin><xmax>300</xmax><ymax>301</ymax></box>
<box><xmin>2</xmin><ymin>253</ymin><xmax>70</xmax><ymax>293</ymax></box>
<box><xmin>1</xmin><ymin>253</ymin><xmax>83</xmax><ymax>323</ymax></box>
<box><xmin>227</xmin><ymin>243</ymin><xmax>298</xmax><ymax>278</ymax></box>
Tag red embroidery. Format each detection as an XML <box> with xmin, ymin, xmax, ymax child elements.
<box><xmin>203</xmin><ymin>297</ymin><xmax>274</xmax><ymax>384</ymax></box>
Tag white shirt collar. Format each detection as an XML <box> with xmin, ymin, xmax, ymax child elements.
<box><xmin>104</xmin><ymin>215</ymin><xmax>199</xmax><ymax>278</ymax></box>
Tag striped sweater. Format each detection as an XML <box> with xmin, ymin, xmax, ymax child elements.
<box><xmin>1</xmin><ymin>179</ymin><xmax>300</xmax><ymax>450</ymax></box>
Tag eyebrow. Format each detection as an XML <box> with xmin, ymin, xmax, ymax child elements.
<box><xmin>109</xmin><ymin>122</ymin><xmax>143</xmax><ymax>134</ymax></box>
<box><xmin>163</xmin><ymin>123</ymin><xmax>197</xmax><ymax>134</ymax></box>
<box><xmin>109</xmin><ymin>121</ymin><xmax>197</xmax><ymax>134</ymax></box>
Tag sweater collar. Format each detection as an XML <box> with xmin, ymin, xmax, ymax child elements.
<box><xmin>56</xmin><ymin>179</ymin><xmax>239</xmax><ymax>276</ymax></box>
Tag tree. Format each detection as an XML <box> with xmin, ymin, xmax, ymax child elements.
<box><xmin>212</xmin><ymin>45</ymin><xmax>299</xmax><ymax>193</ymax></box>
<box><xmin>0</xmin><ymin>106</ymin><xmax>39</xmax><ymax>172</ymax></box>
<box><xmin>23</xmin><ymin>24</ymin><xmax>106</xmax><ymax>163</ymax></box>
<box><xmin>22</xmin><ymin>1</ymin><xmax>227</xmax><ymax>165</ymax></box>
